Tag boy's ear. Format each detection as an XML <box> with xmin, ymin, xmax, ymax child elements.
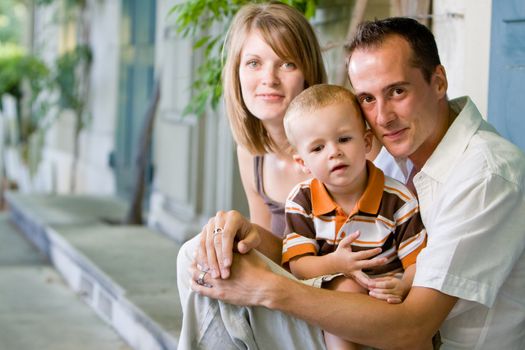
<box><xmin>293</xmin><ymin>154</ymin><xmax>311</xmax><ymax>174</ymax></box>
<box><xmin>363</xmin><ymin>129</ymin><xmax>373</xmax><ymax>153</ymax></box>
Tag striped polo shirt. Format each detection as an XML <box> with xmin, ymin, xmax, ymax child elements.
<box><xmin>282</xmin><ymin>161</ymin><xmax>426</xmax><ymax>276</ymax></box>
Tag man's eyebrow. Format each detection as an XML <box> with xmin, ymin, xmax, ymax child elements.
<box><xmin>382</xmin><ymin>81</ymin><xmax>410</xmax><ymax>93</ymax></box>
<box><xmin>355</xmin><ymin>81</ymin><xmax>411</xmax><ymax>97</ymax></box>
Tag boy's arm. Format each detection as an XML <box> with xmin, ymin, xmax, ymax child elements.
<box><xmin>290</xmin><ymin>232</ymin><xmax>386</xmax><ymax>280</ymax></box>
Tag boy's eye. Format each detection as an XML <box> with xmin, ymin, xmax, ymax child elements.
<box><xmin>339</xmin><ymin>136</ymin><xmax>352</xmax><ymax>143</ymax></box>
<box><xmin>310</xmin><ymin>145</ymin><xmax>323</xmax><ymax>153</ymax></box>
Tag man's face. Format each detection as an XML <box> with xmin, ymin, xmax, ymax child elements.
<box><xmin>347</xmin><ymin>35</ymin><xmax>447</xmax><ymax>168</ymax></box>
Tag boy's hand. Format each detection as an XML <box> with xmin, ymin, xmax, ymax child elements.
<box><xmin>331</xmin><ymin>231</ymin><xmax>387</xmax><ymax>277</ymax></box>
<box><xmin>367</xmin><ymin>276</ymin><xmax>410</xmax><ymax>304</ymax></box>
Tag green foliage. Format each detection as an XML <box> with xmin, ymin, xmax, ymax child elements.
<box><xmin>54</xmin><ymin>45</ymin><xmax>92</xmax><ymax>114</ymax></box>
<box><xmin>0</xmin><ymin>44</ymin><xmax>51</xmax><ymax>172</ymax></box>
<box><xmin>0</xmin><ymin>45</ymin><xmax>49</xmax><ymax>108</ymax></box>
<box><xmin>170</xmin><ymin>0</ymin><xmax>317</xmax><ymax>116</ymax></box>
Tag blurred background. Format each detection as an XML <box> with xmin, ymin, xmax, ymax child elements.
<box><xmin>0</xmin><ymin>0</ymin><xmax>523</xmax><ymax>348</ymax></box>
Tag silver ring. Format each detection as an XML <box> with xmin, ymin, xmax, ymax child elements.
<box><xmin>197</xmin><ymin>270</ymin><xmax>208</xmax><ymax>286</ymax></box>
<box><xmin>213</xmin><ymin>227</ymin><xmax>223</xmax><ymax>238</ymax></box>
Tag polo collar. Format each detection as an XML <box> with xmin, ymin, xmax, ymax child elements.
<box><xmin>311</xmin><ymin>161</ymin><xmax>385</xmax><ymax>216</ymax></box>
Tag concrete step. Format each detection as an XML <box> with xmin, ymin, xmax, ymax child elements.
<box><xmin>0</xmin><ymin>214</ymin><xmax>130</xmax><ymax>350</ymax></box>
<box><xmin>6</xmin><ymin>192</ymin><xmax>184</xmax><ymax>350</ymax></box>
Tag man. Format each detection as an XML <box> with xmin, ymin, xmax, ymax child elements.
<box><xmin>181</xmin><ymin>17</ymin><xmax>525</xmax><ymax>349</ymax></box>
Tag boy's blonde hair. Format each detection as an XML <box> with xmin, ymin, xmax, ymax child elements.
<box><xmin>223</xmin><ymin>2</ymin><xmax>327</xmax><ymax>155</ymax></box>
<box><xmin>284</xmin><ymin>84</ymin><xmax>364</xmax><ymax>147</ymax></box>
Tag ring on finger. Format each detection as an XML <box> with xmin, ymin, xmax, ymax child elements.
<box><xmin>212</xmin><ymin>227</ymin><xmax>223</xmax><ymax>238</ymax></box>
<box><xmin>197</xmin><ymin>270</ymin><xmax>208</xmax><ymax>286</ymax></box>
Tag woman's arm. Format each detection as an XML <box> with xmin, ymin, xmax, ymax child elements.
<box><xmin>195</xmin><ymin>147</ymin><xmax>282</xmax><ymax>280</ymax></box>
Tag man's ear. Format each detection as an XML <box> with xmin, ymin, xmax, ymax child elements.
<box><xmin>293</xmin><ymin>154</ymin><xmax>311</xmax><ymax>174</ymax></box>
<box><xmin>433</xmin><ymin>65</ymin><xmax>448</xmax><ymax>98</ymax></box>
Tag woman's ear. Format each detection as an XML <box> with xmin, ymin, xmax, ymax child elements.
<box><xmin>293</xmin><ymin>154</ymin><xmax>311</xmax><ymax>174</ymax></box>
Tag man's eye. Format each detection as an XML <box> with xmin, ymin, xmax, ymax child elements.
<box><xmin>360</xmin><ymin>96</ymin><xmax>374</xmax><ymax>104</ymax></box>
<box><xmin>392</xmin><ymin>88</ymin><xmax>404</xmax><ymax>96</ymax></box>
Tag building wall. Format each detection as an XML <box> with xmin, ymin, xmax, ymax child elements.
<box><xmin>433</xmin><ymin>0</ymin><xmax>492</xmax><ymax>117</ymax></box>
<box><xmin>20</xmin><ymin>0</ymin><xmax>493</xmax><ymax>241</ymax></box>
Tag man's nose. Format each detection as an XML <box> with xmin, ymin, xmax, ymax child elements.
<box><xmin>376</xmin><ymin>99</ymin><xmax>396</xmax><ymax>127</ymax></box>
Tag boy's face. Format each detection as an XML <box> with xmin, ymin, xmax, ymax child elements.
<box><xmin>292</xmin><ymin>101</ymin><xmax>372</xmax><ymax>194</ymax></box>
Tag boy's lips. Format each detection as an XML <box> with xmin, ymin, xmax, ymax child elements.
<box><xmin>331</xmin><ymin>164</ymin><xmax>348</xmax><ymax>173</ymax></box>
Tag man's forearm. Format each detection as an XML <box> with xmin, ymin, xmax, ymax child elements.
<box><xmin>260</xmin><ymin>271</ymin><xmax>456</xmax><ymax>349</ymax></box>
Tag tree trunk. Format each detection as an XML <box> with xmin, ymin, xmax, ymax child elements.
<box><xmin>124</xmin><ymin>80</ymin><xmax>161</xmax><ymax>225</ymax></box>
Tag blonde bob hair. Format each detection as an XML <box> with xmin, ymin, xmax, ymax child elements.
<box><xmin>223</xmin><ymin>2</ymin><xmax>327</xmax><ymax>154</ymax></box>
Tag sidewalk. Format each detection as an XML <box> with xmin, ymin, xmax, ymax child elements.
<box><xmin>0</xmin><ymin>213</ymin><xmax>130</xmax><ymax>349</ymax></box>
<box><xmin>5</xmin><ymin>192</ymin><xmax>184</xmax><ymax>350</ymax></box>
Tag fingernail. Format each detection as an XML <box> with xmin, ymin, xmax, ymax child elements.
<box><xmin>223</xmin><ymin>258</ymin><xmax>231</xmax><ymax>267</ymax></box>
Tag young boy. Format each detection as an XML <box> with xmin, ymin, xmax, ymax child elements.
<box><xmin>282</xmin><ymin>84</ymin><xmax>427</xmax><ymax>350</ymax></box>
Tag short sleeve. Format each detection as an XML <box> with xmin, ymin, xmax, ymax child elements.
<box><xmin>413</xmin><ymin>173</ymin><xmax>525</xmax><ymax>307</ymax></box>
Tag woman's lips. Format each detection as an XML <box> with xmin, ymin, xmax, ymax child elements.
<box><xmin>257</xmin><ymin>93</ymin><xmax>284</xmax><ymax>101</ymax></box>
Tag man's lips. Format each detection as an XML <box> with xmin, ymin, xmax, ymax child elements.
<box><xmin>383</xmin><ymin>128</ymin><xmax>408</xmax><ymax>140</ymax></box>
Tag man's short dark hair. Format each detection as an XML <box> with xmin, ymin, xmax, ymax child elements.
<box><xmin>345</xmin><ymin>17</ymin><xmax>441</xmax><ymax>83</ymax></box>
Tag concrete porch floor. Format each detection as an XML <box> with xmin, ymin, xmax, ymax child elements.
<box><xmin>0</xmin><ymin>213</ymin><xmax>130</xmax><ymax>349</ymax></box>
<box><xmin>4</xmin><ymin>192</ymin><xmax>185</xmax><ymax>350</ymax></box>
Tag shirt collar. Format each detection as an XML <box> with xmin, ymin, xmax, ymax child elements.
<box><xmin>311</xmin><ymin>161</ymin><xmax>385</xmax><ymax>216</ymax></box>
<box><xmin>421</xmin><ymin>96</ymin><xmax>483</xmax><ymax>182</ymax></box>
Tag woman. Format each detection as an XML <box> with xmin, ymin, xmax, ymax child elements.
<box><xmin>177</xmin><ymin>1</ymin><xmax>327</xmax><ymax>306</ymax></box>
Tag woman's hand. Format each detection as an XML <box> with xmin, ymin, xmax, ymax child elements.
<box><xmin>197</xmin><ymin>210</ymin><xmax>261</xmax><ymax>279</ymax></box>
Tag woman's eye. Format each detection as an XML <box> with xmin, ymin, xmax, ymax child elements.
<box><xmin>246</xmin><ymin>60</ymin><xmax>259</xmax><ymax>68</ymax></box>
<box><xmin>281</xmin><ymin>62</ymin><xmax>296</xmax><ymax>70</ymax></box>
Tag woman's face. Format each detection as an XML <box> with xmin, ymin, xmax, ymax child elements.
<box><xmin>238</xmin><ymin>30</ymin><xmax>305</xmax><ymax>125</ymax></box>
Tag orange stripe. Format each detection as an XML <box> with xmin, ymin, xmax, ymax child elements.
<box><xmin>384</xmin><ymin>185</ymin><xmax>411</xmax><ymax>201</ymax></box>
<box><xmin>282</xmin><ymin>244</ymin><xmax>317</xmax><ymax>265</ymax></box>
<box><xmin>396</xmin><ymin>206</ymin><xmax>419</xmax><ymax>223</ymax></box>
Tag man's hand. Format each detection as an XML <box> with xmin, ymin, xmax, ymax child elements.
<box><xmin>191</xmin><ymin>250</ymin><xmax>274</xmax><ymax>306</ymax></box>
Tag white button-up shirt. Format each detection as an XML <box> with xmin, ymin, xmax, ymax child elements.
<box><xmin>411</xmin><ymin>97</ymin><xmax>525</xmax><ymax>349</ymax></box>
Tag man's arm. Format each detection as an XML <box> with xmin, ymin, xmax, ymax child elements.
<box><xmin>192</xmin><ymin>251</ymin><xmax>457</xmax><ymax>349</ymax></box>
<box><xmin>268</xmin><ymin>273</ymin><xmax>456</xmax><ymax>349</ymax></box>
